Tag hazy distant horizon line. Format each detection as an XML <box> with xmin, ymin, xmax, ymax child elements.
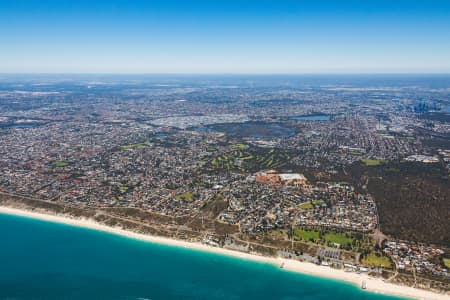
<box><xmin>1</xmin><ymin>72</ymin><xmax>450</xmax><ymax>76</ymax></box>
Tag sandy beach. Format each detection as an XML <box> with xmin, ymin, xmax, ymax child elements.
<box><xmin>0</xmin><ymin>206</ymin><xmax>446</xmax><ymax>300</ymax></box>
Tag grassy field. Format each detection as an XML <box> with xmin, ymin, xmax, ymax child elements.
<box><xmin>349</xmin><ymin>149</ymin><xmax>365</xmax><ymax>155</ymax></box>
<box><xmin>120</xmin><ymin>142</ymin><xmax>150</xmax><ymax>150</ymax></box>
<box><xmin>362</xmin><ymin>253</ymin><xmax>392</xmax><ymax>268</ymax></box>
<box><xmin>232</xmin><ymin>143</ymin><xmax>247</xmax><ymax>149</ymax></box>
<box><xmin>443</xmin><ymin>258</ymin><xmax>450</xmax><ymax>269</ymax></box>
<box><xmin>298</xmin><ymin>202</ymin><xmax>313</xmax><ymax>209</ymax></box>
<box><xmin>292</xmin><ymin>229</ymin><xmax>319</xmax><ymax>242</ymax></box>
<box><xmin>323</xmin><ymin>232</ymin><xmax>353</xmax><ymax>246</ymax></box>
<box><xmin>53</xmin><ymin>160</ymin><xmax>69</xmax><ymax>167</ymax></box>
<box><xmin>118</xmin><ymin>184</ymin><xmax>129</xmax><ymax>193</ymax></box>
<box><xmin>176</xmin><ymin>192</ymin><xmax>193</xmax><ymax>200</ymax></box>
<box><xmin>290</xmin><ymin>229</ymin><xmax>373</xmax><ymax>252</ymax></box>
<box><xmin>209</xmin><ymin>147</ymin><xmax>291</xmax><ymax>173</ymax></box>
<box><xmin>241</xmin><ymin>154</ymin><xmax>254</xmax><ymax>160</ymax></box>
<box><xmin>312</xmin><ymin>199</ymin><xmax>325</xmax><ymax>206</ymax></box>
<box><xmin>361</xmin><ymin>158</ymin><xmax>384</xmax><ymax>166</ymax></box>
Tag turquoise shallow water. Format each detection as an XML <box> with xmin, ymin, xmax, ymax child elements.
<box><xmin>0</xmin><ymin>213</ymin><xmax>406</xmax><ymax>300</ymax></box>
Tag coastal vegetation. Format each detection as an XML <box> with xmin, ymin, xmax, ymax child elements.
<box><xmin>335</xmin><ymin>162</ymin><xmax>450</xmax><ymax>245</ymax></box>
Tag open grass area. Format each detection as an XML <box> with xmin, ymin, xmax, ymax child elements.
<box><xmin>53</xmin><ymin>160</ymin><xmax>69</xmax><ymax>167</ymax></box>
<box><xmin>362</xmin><ymin>253</ymin><xmax>392</xmax><ymax>268</ymax></box>
<box><xmin>298</xmin><ymin>202</ymin><xmax>313</xmax><ymax>209</ymax></box>
<box><xmin>361</xmin><ymin>158</ymin><xmax>384</xmax><ymax>166</ymax></box>
<box><xmin>118</xmin><ymin>184</ymin><xmax>129</xmax><ymax>193</ymax></box>
<box><xmin>232</xmin><ymin>143</ymin><xmax>247</xmax><ymax>149</ymax></box>
<box><xmin>292</xmin><ymin>229</ymin><xmax>319</xmax><ymax>242</ymax></box>
<box><xmin>176</xmin><ymin>192</ymin><xmax>193</xmax><ymax>200</ymax></box>
<box><xmin>443</xmin><ymin>258</ymin><xmax>450</xmax><ymax>269</ymax></box>
<box><xmin>312</xmin><ymin>200</ymin><xmax>325</xmax><ymax>206</ymax></box>
<box><xmin>120</xmin><ymin>142</ymin><xmax>150</xmax><ymax>150</ymax></box>
<box><xmin>209</xmin><ymin>147</ymin><xmax>291</xmax><ymax>173</ymax></box>
<box><xmin>349</xmin><ymin>149</ymin><xmax>365</xmax><ymax>155</ymax></box>
<box><xmin>290</xmin><ymin>229</ymin><xmax>373</xmax><ymax>252</ymax></box>
<box><xmin>241</xmin><ymin>154</ymin><xmax>254</xmax><ymax>160</ymax></box>
<box><xmin>323</xmin><ymin>232</ymin><xmax>353</xmax><ymax>246</ymax></box>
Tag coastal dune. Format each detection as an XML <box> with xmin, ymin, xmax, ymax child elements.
<box><xmin>0</xmin><ymin>206</ymin><xmax>446</xmax><ymax>300</ymax></box>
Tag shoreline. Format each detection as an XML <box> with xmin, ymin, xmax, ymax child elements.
<box><xmin>0</xmin><ymin>206</ymin><xmax>446</xmax><ymax>300</ymax></box>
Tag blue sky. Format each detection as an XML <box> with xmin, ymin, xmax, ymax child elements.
<box><xmin>0</xmin><ymin>0</ymin><xmax>449</xmax><ymax>73</ymax></box>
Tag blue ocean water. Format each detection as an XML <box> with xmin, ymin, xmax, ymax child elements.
<box><xmin>0</xmin><ymin>213</ymin><xmax>406</xmax><ymax>300</ymax></box>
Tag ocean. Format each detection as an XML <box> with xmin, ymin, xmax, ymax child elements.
<box><xmin>0</xmin><ymin>213</ymin><xmax>406</xmax><ymax>300</ymax></box>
